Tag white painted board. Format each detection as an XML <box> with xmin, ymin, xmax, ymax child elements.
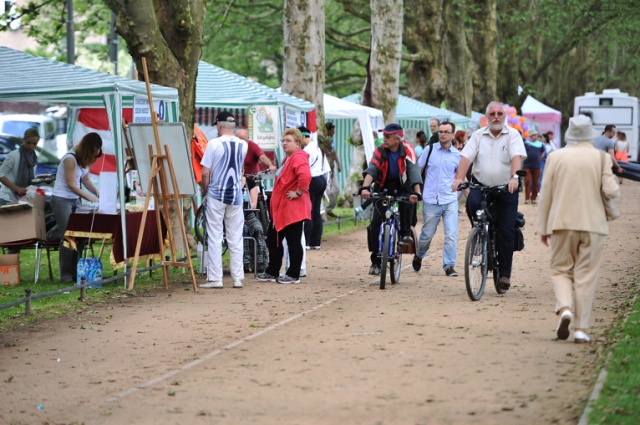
<box><xmin>127</xmin><ymin>122</ymin><xmax>197</xmax><ymax>197</ymax></box>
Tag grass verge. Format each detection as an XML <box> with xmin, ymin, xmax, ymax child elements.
<box><xmin>588</xmin><ymin>292</ymin><xmax>640</xmax><ymax>424</ymax></box>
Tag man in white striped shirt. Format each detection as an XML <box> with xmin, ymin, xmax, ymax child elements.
<box><xmin>200</xmin><ymin>112</ymin><xmax>248</xmax><ymax>289</ymax></box>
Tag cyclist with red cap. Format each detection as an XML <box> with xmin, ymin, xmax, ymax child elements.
<box><xmin>360</xmin><ymin>123</ymin><xmax>422</xmax><ymax>275</ymax></box>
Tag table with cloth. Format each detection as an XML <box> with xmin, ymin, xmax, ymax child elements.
<box><xmin>64</xmin><ymin>211</ymin><xmax>167</xmax><ymax>270</ymax></box>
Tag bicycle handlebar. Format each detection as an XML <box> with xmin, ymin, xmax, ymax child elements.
<box><xmin>457</xmin><ymin>181</ymin><xmax>508</xmax><ymax>193</ymax></box>
<box><xmin>368</xmin><ymin>191</ymin><xmax>421</xmax><ymax>204</ymax></box>
<box><xmin>245</xmin><ymin>170</ymin><xmax>275</xmax><ymax>180</ymax></box>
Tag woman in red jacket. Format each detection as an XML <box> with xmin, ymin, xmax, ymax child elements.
<box><xmin>257</xmin><ymin>128</ymin><xmax>311</xmax><ymax>284</ymax></box>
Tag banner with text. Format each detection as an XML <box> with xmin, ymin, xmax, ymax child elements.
<box><xmin>133</xmin><ymin>96</ymin><xmax>167</xmax><ymax>123</ymax></box>
<box><xmin>248</xmin><ymin>105</ymin><xmax>280</xmax><ymax>151</ymax></box>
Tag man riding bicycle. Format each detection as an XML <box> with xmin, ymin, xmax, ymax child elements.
<box><xmin>361</xmin><ymin>123</ymin><xmax>422</xmax><ymax>276</ymax></box>
<box><xmin>452</xmin><ymin>101</ymin><xmax>527</xmax><ymax>291</ymax></box>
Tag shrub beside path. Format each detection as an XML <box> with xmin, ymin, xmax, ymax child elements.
<box><xmin>1</xmin><ymin>183</ymin><xmax>639</xmax><ymax>425</ymax></box>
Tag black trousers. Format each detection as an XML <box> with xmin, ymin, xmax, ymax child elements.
<box><xmin>466</xmin><ymin>188</ymin><xmax>519</xmax><ymax>278</ymax></box>
<box><xmin>304</xmin><ymin>175</ymin><xmax>327</xmax><ymax>247</ymax></box>
<box><xmin>265</xmin><ymin>220</ymin><xmax>304</xmax><ymax>279</ymax></box>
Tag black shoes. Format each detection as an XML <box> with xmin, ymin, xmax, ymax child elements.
<box><xmin>445</xmin><ymin>266</ymin><xmax>458</xmax><ymax>277</ymax></box>
<box><xmin>412</xmin><ymin>256</ymin><xmax>422</xmax><ymax>271</ymax></box>
<box><xmin>498</xmin><ymin>276</ymin><xmax>511</xmax><ymax>290</ymax></box>
<box><xmin>369</xmin><ymin>264</ymin><xmax>381</xmax><ymax>275</ymax></box>
<box><xmin>399</xmin><ymin>235</ymin><xmax>414</xmax><ymax>245</ymax></box>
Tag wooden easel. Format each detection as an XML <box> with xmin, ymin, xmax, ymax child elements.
<box><xmin>127</xmin><ymin>57</ymin><xmax>197</xmax><ymax>292</ymax></box>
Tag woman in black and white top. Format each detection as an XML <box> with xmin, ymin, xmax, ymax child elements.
<box><xmin>52</xmin><ymin>132</ymin><xmax>102</xmax><ymax>282</ymax></box>
<box><xmin>298</xmin><ymin>126</ymin><xmax>330</xmax><ymax>250</ymax></box>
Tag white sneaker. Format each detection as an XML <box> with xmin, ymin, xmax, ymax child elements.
<box><xmin>556</xmin><ymin>310</ymin><xmax>572</xmax><ymax>340</ymax></box>
<box><xmin>200</xmin><ymin>281</ymin><xmax>223</xmax><ymax>289</ymax></box>
<box><xmin>233</xmin><ymin>280</ymin><xmax>243</xmax><ymax>288</ymax></box>
<box><xmin>574</xmin><ymin>330</ymin><xmax>591</xmax><ymax>344</ymax></box>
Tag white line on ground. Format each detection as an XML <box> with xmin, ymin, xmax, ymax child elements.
<box><xmin>106</xmin><ymin>258</ymin><xmax>415</xmax><ymax>403</ymax></box>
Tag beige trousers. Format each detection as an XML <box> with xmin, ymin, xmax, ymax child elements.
<box><xmin>550</xmin><ymin>230</ymin><xmax>606</xmax><ymax>330</ymax></box>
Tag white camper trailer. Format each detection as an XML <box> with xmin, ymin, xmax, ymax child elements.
<box><xmin>574</xmin><ymin>89</ymin><xmax>639</xmax><ymax>162</ymax></box>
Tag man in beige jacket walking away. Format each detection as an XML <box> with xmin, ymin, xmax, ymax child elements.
<box><xmin>538</xmin><ymin>115</ymin><xmax>620</xmax><ymax>344</ymax></box>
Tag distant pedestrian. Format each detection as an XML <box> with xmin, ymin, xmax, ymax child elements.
<box><xmin>539</xmin><ymin>115</ymin><xmax>619</xmax><ymax>344</ymax></box>
<box><xmin>414</xmin><ymin>130</ymin><xmax>428</xmax><ymax>158</ymax></box>
<box><xmin>324</xmin><ymin>122</ymin><xmax>342</xmax><ymax>219</ymax></box>
<box><xmin>522</xmin><ymin>128</ymin><xmax>545</xmax><ymax>204</ymax></box>
<box><xmin>594</xmin><ymin>124</ymin><xmax>624</xmax><ymax>175</ymax></box>
<box><xmin>428</xmin><ymin>118</ymin><xmax>440</xmax><ymax>145</ymax></box>
<box><xmin>299</xmin><ymin>125</ymin><xmax>330</xmax><ymax>249</ymax></box>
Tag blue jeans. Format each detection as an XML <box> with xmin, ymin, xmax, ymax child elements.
<box><xmin>416</xmin><ymin>200</ymin><xmax>458</xmax><ymax>270</ymax></box>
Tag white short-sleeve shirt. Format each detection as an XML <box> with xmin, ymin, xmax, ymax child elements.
<box><xmin>461</xmin><ymin>125</ymin><xmax>527</xmax><ymax>186</ymax></box>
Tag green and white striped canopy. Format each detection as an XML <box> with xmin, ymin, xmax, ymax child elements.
<box><xmin>0</xmin><ymin>46</ymin><xmax>179</xmax><ymax>107</ymax></box>
<box><xmin>0</xmin><ymin>46</ymin><xmax>180</xmax><ymax>259</ymax></box>
<box><xmin>196</xmin><ymin>61</ymin><xmax>315</xmax><ymax>111</ymax></box>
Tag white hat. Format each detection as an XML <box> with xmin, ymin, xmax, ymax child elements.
<box><xmin>564</xmin><ymin>114</ymin><xmax>598</xmax><ymax>144</ymax></box>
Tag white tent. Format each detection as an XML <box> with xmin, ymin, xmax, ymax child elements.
<box><xmin>324</xmin><ymin>94</ymin><xmax>383</xmax><ymax>162</ymax></box>
<box><xmin>522</xmin><ymin>95</ymin><xmax>562</xmax><ymax>147</ymax></box>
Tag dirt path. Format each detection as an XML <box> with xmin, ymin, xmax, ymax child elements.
<box><xmin>1</xmin><ymin>183</ymin><xmax>639</xmax><ymax>425</ymax></box>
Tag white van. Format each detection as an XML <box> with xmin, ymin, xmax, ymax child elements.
<box><xmin>0</xmin><ymin>113</ymin><xmax>66</xmax><ymax>159</ymax></box>
<box><xmin>574</xmin><ymin>89</ymin><xmax>638</xmax><ymax>162</ymax></box>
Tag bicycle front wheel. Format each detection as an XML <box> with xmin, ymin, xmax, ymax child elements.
<box><xmin>390</xmin><ymin>227</ymin><xmax>402</xmax><ymax>284</ymax></box>
<box><xmin>380</xmin><ymin>224</ymin><xmax>390</xmax><ymax>290</ymax></box>
<box><xmin>464</xmin><ymin>226</ymin><xmax>487</xmax><ymax>301</ymax></box>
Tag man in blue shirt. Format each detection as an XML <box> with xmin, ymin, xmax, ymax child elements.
<box><xmin>413</xmin><ymin>121</ymin><xmax>461</xmax><ymax>276</ymax></box>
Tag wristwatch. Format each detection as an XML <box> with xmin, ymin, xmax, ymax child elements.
<box><xmin>296</xmin><ymin>190</ymin><xmax>303</xmax><ymax>196</ymax></box>
<box><xmin>511</xmin><ymin>174</ymin><xmax>519</xmax><ymax>180</ymax></box>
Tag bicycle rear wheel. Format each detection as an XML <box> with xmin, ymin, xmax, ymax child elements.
<box><xmin>464</xmin><ymin>226</ymin><xmax>487</xmax><ymax>301</ymax></box>
<box><xmin>380</xmin><ymin>224</ymin><xmax>390</xmax><ymax>290</ymax></box>
<box><xmin>195</xmin><ymin>203</ymin><xmax>206</xmax><ymax>247</ymax></box>
<box><xmin>256</xmin><ymin>197</ymin><xmax>269</xmax><ymax>235</ymax></box>
<box><xmin>390</xmin><ymin>226</ymin><xmax>402</xmax><ymax>284</ymax></box>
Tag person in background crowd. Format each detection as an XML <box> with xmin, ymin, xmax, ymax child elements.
<box><xmin>594</xmin><ymin>124</ymin><xmax>624</xmax><ymax>175</ymax></box>
<box><xmin>428</xmin><ymin>118</ymin><xmax>440</xmax><ymax>145</ymax></box>
<box><xmin>453</xmin><ymin>130</ymin><xmax>467</xmax><ymax>151</ymax></box>
<box><xmin>414</xmin><ymin>131</ymin><xmax>428</xmax><ymax>158</ymax></box>
<box><xmin>360</xmin><ymin>123</ymin><xmax>422</xmax><ymax>276</ymax></box>
<box><xmin>52</xmin><ymin>132</ymin><xmax>102</xmax><ymax>282</ymax></box>
<box><xmin>0</xmin><ymin>127</ymin><xmax>39</xmax><ymax>206</ymax></box>
<box><xmin>522</xmin><ymin>128</ymin><xmax>545</xmax><ymax>205</ymax></box>
<box><xmin>413</xmin><ymin>121</ymin><xmax>461</xmax><ymax>277</ymax></box>
<box><xmin>614</xmin><ymin>131</ymin><xmax>629</xmax><ymax>163</ymax></box>
<box><xmin>614</xmin><ymin>131</ymin><xmax>629</xmax><ymax>183</ymax></box>
<box><xmin>324</xmin><ymin>122</ymin><xmax>342</xmax><ymax>219</ymax></box>
<box><xmin>299</xmin><ymin>125</ymin><xmax>330</xmax><ymax>250</ymax></box>
<box><xmin>539</xmin><ymin>131</ymin><xmax>557</xmax><ymax>189</ymax></box>
<box><xmin>539</xmin><ymin>115</ymin><xmax>619</xmax><ymax>344</ymax></box>
<box><xmin>257</xmin><ymin>128</ymin><xmax>311</xmax><ymax>284</ymax></box>
<box><xmin>200</xmin><ymin>112</ymin><xmax>248</xmax><ymax>289</ymax></box>
<box><xmin>0</xmin><ymin>128</ymin><xmax>40</xmax><ymax>254</ymax></box>
<box><xmin>453</xmin><ymin>101</ymin><xmax>527</xmax><ymax>291</ymax></box>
